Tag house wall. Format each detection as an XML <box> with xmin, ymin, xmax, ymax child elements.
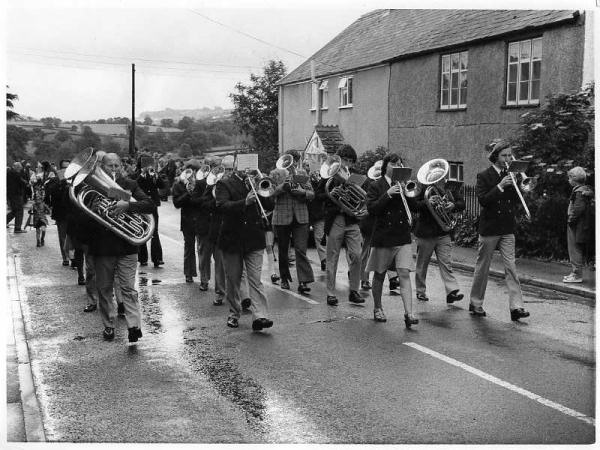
<box><xmin>279</xmin><ymin>65</ymin><xmax>389</xmax><ymax>155</ymax></box>
<box><xmin>388</xmin><ymin>21</ymin><xmax>585</xmax><ymax>185</ymax></box>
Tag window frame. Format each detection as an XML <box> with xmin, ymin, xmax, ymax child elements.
<box><xmin>440</xmin><ymin>51</ymin><xmax>468</xmax><ymax>110</ymax></box>
<box><xmin>448</xmin><ymin>161</ymin><xmax>464</xmax><ymax>182</ymax></box>
<box><xmin>319</xmin><ymin>80</ymin><xmax>328</xmax><ymax>110</ymax></box>
<box><xmin>338</xmin><ymin>75</ymin><xmax>354</xmax><ymax>108</ymax></box>
<box><xmin>310</xmin><ymin>82</ymin><xmax>318</xmax><ymax>111</ymax></box>
<box><xmin>505</xmin><ymin>36</ymin><xmax>542</xmax><ymax>106</ymax></box>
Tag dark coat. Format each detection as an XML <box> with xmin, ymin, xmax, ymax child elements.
<box><xmin>414</xmin><ymin>184</ymin><xmax>465</xmax><ymax>238</ymax></box>
<box><xmin>87</xmin><ymin>176</ymin><xmax>155</xmax><ymax>256</ymax></box>
<box><xmin>308</xmin><ymin>176</ymin><xmax>327</xmax><ymax>222</ymax></box>
<box><xmin>135</xmin><ymin>173</ymin><xmax>165</xmax><ymax>207</ymax></box>
<box><xmin>476</xmin><ymin>166</ymin><xmax>520</xmax><ymax>236</ymax></box>
<box><xmin>172</xmin><ymin>179</ymin><xmax>211</xmax><ymax>235</ymax></box>
<box><xmin>202</xmin><ymin>186</ymin><xmax>223</xmax><ymax>244</ymax></box>
<box><xmin>6</xmin><ymin>168</ymin><xmax>28</xmax><ymax>201</ymax></box>
<box><xmin>359</xmin><ymin>177</ymin><xmax>376</xmax><ymax>236</ymax></box>
<box><xmin>44</xmin><ymin>178</ymin><xmax>71</xmax><ymax>221</ymax></box>
<box><xmin>366</xmin><ymin>177</ymin><xmax>416</xmax><ymax>247</ymax></box>
<box><xmin>568</xmin><ymin>184</ymin><xmax>594</xmax><ymax>245</ymax></box>
<box><xmin>215</xmin><ymin>172</ymin><xmax>273</xmax><ymax>254</ymax></box>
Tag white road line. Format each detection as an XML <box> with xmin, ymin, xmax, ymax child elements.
<box><xmin>404</xmin><ymin>342</ymin><xmax>595</xmax><ymax>426</ymax></box>
<box><xmin>160</xmin><ymin>233</ymin><xmax>319</xmax><ymax>304</ymax></box>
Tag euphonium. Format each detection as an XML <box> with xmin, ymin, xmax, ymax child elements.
<box><xmin>416</xmin><ymin>158</ymin><xmax>458</xmax><ymax>232</ymax></box>
<box><xmin>320</xmin><ymin>155</ymin><xmax>367</xmax><ymax>217</ymax></box>
<box><xmin>367</xmin><ymin>160</ymin><xmax>383</xmax><ymax>180</ymax></box>
<box><xmin>180</xmin><ymin>168</ymin><xmax>196</xmax><ymax>193</ymax></box>
<box><xmin>195</xmin><ymin>164</ymin><xmax>211</xmax><ymax>181</ymax></box>
<box><xmin>65</xmin><ymin>148</ymin><xmax>155</xmax><ymax>246</ymax></box>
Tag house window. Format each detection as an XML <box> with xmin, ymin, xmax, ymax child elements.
<box><xmin>310</xmin><ymin>82</ymin><xmax>318</xmax><ymax>110</ymax></box>
<box><xmin>506</xmin><ymin>37</ymin><xmax>542</xmax><ymax>105</ymax></box>
<box><xmin>319</xmin><ymin>80</ymin><xmax>328</xmax><ymax>109</ymax></box>
<box><xmin>448</xmin><ymin>161</ymin><xmax>464</xmax><ymax>182</ymax></box>
<box><xmin>440</xmin><ymin>51</ymin><xmax>468</xmax><ymax>109</ymax></box>
<box><xmin>338</xmin><ymin>76</ymin><xmax>353</xmax><ymax>107</ymax></box>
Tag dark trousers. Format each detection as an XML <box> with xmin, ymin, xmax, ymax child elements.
<box><xmin>7</xmin><ymin>196</ymin><xmax>24</xmax><ymax>230</ymax></box>
<box><xmin>275</xmin><ymin>221</ymin><xmax>314</xmax><ymax>283</ymax></box>
<box><xmin>56</xmin><ymin>219</ymin><xmax>68</xmax><ymax>262</ymax></box>
<box><xmin>182</xmin><ymin>227</ymin><xmax>198</xmax><ymax>277</ymax></box>
<box><xmin>138</xmin><ymin>211</ymin><xmax>163</xmax><ymax>264</ymax></box>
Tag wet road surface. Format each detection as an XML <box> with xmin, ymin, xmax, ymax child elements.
<box><xmin>7</xmin><ymin>201</ymin><xmax>595</xmax><ymax>444</ymax></box>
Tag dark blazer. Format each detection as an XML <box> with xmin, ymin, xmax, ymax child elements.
<box><xmin>308</xmin><ymin>176</ymin><xmax>326</xmax><ymax>222</ymax></box>
<box><xmin>476</xmin><ymin>166</ymin><xmax>520</xmax><ymax>236</ymax></box>
<box><xmin>87</xmin><ymin>176</ymin><xmax>155</xmax><ymax>256</ymax></box>
<box><xmin>6</xmin><ymin>168</ymin><xmax>28</xmax><ymax>200</ymax></box>
<box><xmin>202</xmin><ymin>186</ymin><xmax>223</xmax><ymax>244</ymax></box>
<box><xmin>44</xmin><ymin>178</ymin><xmax>71</xmax><ymax>221</ymax></box>
<box><xmin>172</xmin><ymin>180</ymin><xmax>209</xmax><ymax>235</ymax></box>
<box><xmin>415</xmin><ymin>184</ymin><xmax>465</xmax><ymax>238</ymax></box>
<box><xmin>359</xmin><ymin>177</ymin><xmax>376</xmax><ymax>236</ymax></box>
<box><xmin>322</xmin><ymin>177</ymin><xmax>359</xmax><ymax>236</ymax></box>
<box><xmin>136</xmin><ymin>172</ymin><xmax>165</xmax><ymax>207</ymax></box>
<box><xmin>366</xmin><ymin>177</ymin><xmax>415</xmax><ymax>247</ymax></box>
<box><xmin>215</xmin><ymin>172</ymin><xmax>273</xmax><ymax>254</ymax></box>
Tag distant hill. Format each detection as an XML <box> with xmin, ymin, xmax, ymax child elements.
<box><xmin>138</xmin><ymin>107</ymin><xmax>232</xmax><ymax>123</ymax></box>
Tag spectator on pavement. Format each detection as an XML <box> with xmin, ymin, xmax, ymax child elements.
<box><xmin>564</xmin><ymin>166</ymin><xmax>594</xmax><ymax>283</ymax></box>
<box><xmin>7</xmin><ymin>162</ymin><xmax>29</xmax><ymax>233</ymax></box>
<box><xmin>29</xmin><ymin>194</ymin><xmax>51</xmax><ymax>247</ymax></box>
<box><xmin>44</xmin><ymin>159</ymin><xmax>72</xmax><ymax>265</ymax></box>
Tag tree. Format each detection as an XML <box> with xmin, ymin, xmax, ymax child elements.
<box><xmin>6</xmin><ymin>125</ymin><xmax>30</xmax><ymax>162</ymax></box>
<box><xmin>143</xmin><ymin>115</ymin><xmax>153</xmax><ymax>126</ymax></box>
<box><xmin>6</xmin><ymin>87</ymin><xmax>20</xmax><ymax>121</ymax></box>
<box><xmin>230</xmin><ymin>60</ymin><xmax>286</xmax><ymax>171</ymax></box>
<box><xmin>178</xmin><ymin>143</ymin><xmax>192</xmax><ymax>158</ymax></box>
<box><xmin>177</xmin><ymin>116</ymin><xmax>195</xmax><ymax>130</ymax></box>
<box><xmin>54</xmin><ymin>130</ymin><xmax>71</xmax><ymax>143</ymax></box>
<box><xmin>40</xmin><ymin>117</ymin><xmax>62</xmax><ymax>128</ymax></box>
<box><xmin>75</xmin><ymin>126</ymin><xmax>102</xmax><ymax>151</ymax></box>
<box><xmin>355</xmin><ymin>146</ymin><xmax>388</xmax><ymax>175</ymax></box>
<box><xmin>160</xmin><ymin>118</ymin><xmax>174</xmax><ymax>128</ymax></box>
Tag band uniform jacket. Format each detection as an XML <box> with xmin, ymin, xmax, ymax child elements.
<box><xmin>86</xmin><ymin>176</ymin><xmax>155</xmax><ymax>257</ymax></box>
<box><xmin>359</xmin><ymin>177</ymin><xmax>376</xmax><ymax>236</ymax></box>
<box><xmin>215</xmin><ymin>173</ymin><xmax>274</xmax><ymax>254</ymax></box>
<box><xmin>136</xmin><ymin>172</ymin><xmax>165</xmax><ymax>207</ymax></box>
<box><xmin>322</xmin><ymin>176</ymin><xmax>360</xmax><ymax>236</ymax></box>
<box><xmin>172</xmin><ymin>180</ymin><xmax>209</xmax><ymax>235</ymax></box>
<box><xmin>200</xmin><ymin>185</ymin><xmax>223</xmax><ymax>244</ymax></box>
<box><xmin>476</xmin><ymin>166</ymin><xmax>520</xmax><ymax>236</ymax></box>
<box><xmin>44</xmin><ymin>178</ymin><xmax>71</xmax><ymax>222</ymax></box>
<box><xmin>366</xmin><ymin>177</ymin><xmax>416</xmax><ymax>247</ymax></box>
<box><xmin>271</xmin><ymin>179</ymin><xmax>314</xmax><ymax>226</ymax></box>
<box><xmin>308</xmin><ymin>175</ymin><xmax>327</xmax><ymax>223</ymax></box>
<box><xmin>414</xmin><ymin>185</ymin><xmax>465</xmax><ymax>239</ymax></box>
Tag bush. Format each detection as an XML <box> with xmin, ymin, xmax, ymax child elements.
<box><xmin>355</xmin><ymin>146</ymin><xmax>387</xmax><ymax>175</ymax></box>
<box><xmin>453</xmin><ymin>215</ymin><xmax>479</xmax><ymax>248</ymax></box>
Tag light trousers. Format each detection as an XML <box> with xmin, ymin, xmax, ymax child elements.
<box><xmin>415</xmin><ymin>235</ymin><xmax>459</xmax><ymax>296</ymax></box>
<box><xmin>469</xmin><ymin>234</ymin><xmax>524</xmax><ymax>310</ymax></box>
<box><xmin>95</xmin><ymin>253</ymin><xmax>141</xmax><ymax>329</ymax></box>
<box><xmin>222</xmin><ymin>249</ymin><xmax>268</xmax><ymax>320</ymax></box>
<box><xmin>312</xmin><ymin>219</ymin><xmax>326</xmax><ymax>262</ymax></box>
<box><xmin>567</xmin><ymin>226</ymin><xmax>584</xmax><ymax>276</ymax></box>
<box><xmin>326</xmin><ymin>215</ymin><xmax>362</xmax><ymax>296</ymax></box>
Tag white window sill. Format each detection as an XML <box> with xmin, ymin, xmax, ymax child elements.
<box><xmin>338</xmin><ymin>105</ymin><xmax>354</xmax><ymax>109</ymax></box>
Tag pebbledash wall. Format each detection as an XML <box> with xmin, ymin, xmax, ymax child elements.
<box><xmin>278</xmin><ymin>13</ymin><xmax>587</xmax><ymax>185</ymax></box>
<box><xmin>278</xmin><ymin>64</ymin><xmax>389</xmax><ymax>154</ymax></box>
<box><xmin>388</xmin><ymin>17</ymin><xmax>586</xmax><ymax>185</ymax></box>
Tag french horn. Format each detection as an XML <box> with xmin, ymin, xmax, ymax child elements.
<box><xmin>65</xmin><ymin>148</ymin><xmax>155</xmax><ymax>246</ymax></box>
<box><xmin>416</xmin><ymin>158</ymin><xmax>458</xmax><ymax>232</ymax></box>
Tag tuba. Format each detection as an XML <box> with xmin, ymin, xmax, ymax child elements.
<box><xmin>65</xmin><ymin>148</ymin><xmax>155</xmax><ymax>246</ymax></box>
<box><xmin>416</xmin><ymin>158</ymin><xmax>458</xmax><ymax>232</ymax></box>
<box><xmin>321</xmin><ymin>155</ymin><xmax>367</xmax><ymax>217</ymax></box>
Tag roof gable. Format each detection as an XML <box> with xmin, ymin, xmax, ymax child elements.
<box><xmin>280</xmin><ymin>9</ymin><xmax>578</xmax><ymax>85</ymax></box>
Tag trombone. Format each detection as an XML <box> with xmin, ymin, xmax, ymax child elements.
<box><xmin>391</xmin><ymin>162</ymin><xmax>421</xmax><ymax>227</ymax></box>
<box><xmin>245</xmin><ymin>168</ymin><xmax>274</xmax><ymax>228</ymax></box>
<box><xmin>504</xmin><ymin>156</ymin><xmax>536</xmax><ymax>221</ymax></box>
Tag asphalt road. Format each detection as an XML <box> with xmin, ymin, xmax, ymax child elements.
<box><xmin>8</xmin><ymin>200</ymin><xmax>595</xmax><ymax>444</ymax></box>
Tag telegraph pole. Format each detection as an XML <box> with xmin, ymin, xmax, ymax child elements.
<box><xmin>130</xmin><ymin>63</ymin><xmax>136</xmax><ymax>157</ymax></box>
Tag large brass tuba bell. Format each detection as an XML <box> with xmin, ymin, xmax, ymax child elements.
<box><xmin>320</xmin><ymin>155</ymin><xmax>367</xmax><ymax>217</ymax></box>
<box><xmin>65</xmin><ymin>148</ymin><xmax>156</xmax><ymax>246</ymax></box>
<box><xmin>416</xmin><ymin>158</ymin><xmax>458</xmax><ymax>232</ymax></box>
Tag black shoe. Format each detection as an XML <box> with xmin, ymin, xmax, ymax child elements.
<box><xmin>241</xmin><ymin>298</ymin><xmax>252</xmax><ymax>310</ymax></box>
<box><xmin>117</xmin><ymin>303</ymin><xmax>125</xmax><ymax>316</ymax></box>
<box><xmin>469</xmin><ymin>303</ymin><xmax>487</xmax><ymax>317</ymax></box>
<box><xmin>213</xmin><ymin>297</ymin><xmax>224</xmax><ymax>306</ymax></box>
<box><xmin>446</xmin><ymin>290</ymin><xmax>464</xmax><ymax>304</ymax></box>
<box><xmin>140</xmin><ymin>262</ymin><xmax>148</xmax><ymax>267</ymax></box>
<box><xmin>199</xmin><ymin>282</ymin><xmax>209</xmax><ymax>291</ymax></box>
<box><xmin>41</xmin><ymin>238</ymin><xmax>44</xmax><ymax>246</ymax></box>
<box><xmin>416</xmin><ymin>293</ymin><xmax>429</xmax><ymax>302</ymax></box>
<box><xmin>153</xmin><ymin>263</ymin><xmax>162</xmax><ymax>268</ymax></box>
<box><xmin>78</xmin><ymin>278</ymin><xmax>86</xmax><ymax>286</ymax></box>
<box><xmin>327</xmin><ymin>295</ymin><xmax>338</xmax><ymax>306</ymax></box>
<box><xmin>62</xmin><ymin>260</ymin><xmax>70</xmax><ymax>266</ymax></box>
<box><xmin>389</xmin><ymin>276</ymin><xmax>399</xmax><ymax>291</ymax></box>
<box><xmin>321</xmin><ymin>259</ymin><xmax>326</xmax><ymax>271</ymax></box>
<box><xmin>156</xmin><ymin>260</ymin><xmax>164</xmax><ymax>266</ymax></box>
<box><xmin>252</xmin><ymin>318</ymin><xmax>273</xmax><ymax>331</ymax></box>
<box><xmin>128</xmin><ymin>327</ymin><xmax>143</xmax><ymax>343</ymax></box>
<box><xmin>227</xmin><ymin>316</ymin><xmax>239</xmax><ymax>328</ymax></box>
<box><xmin>298</xmin><ymin>282</ymin><xmax>311</xmax><ymax>294</ymax></box>
<box><xmin>103</xmin><ymin>327</ymin><xmax>115</xmax><ymax>341</ymax></box>
<box><xmin>281</xmin><ymin>280</ymin><xmax>290</xmax><ymax>290</ymax></box>
<box><xmin>185</xmin><ymin>276</ymin><xmax>193</xmax><ymax>283</ymax></box>
<box><xmin>404</xmin><ymin>314</ymin><xmax>419</xmax><ymax>329</ymax></box>
<box><xmin>36</xmin><ymin>241</ymin><xmax>41</xmax><ymax>247</ymax></box>
<box><xmin>348</xmin><ymin>290</ymin><xmax>365</xmax><ymax>304</ymax></box>
<box><xmin>270</xmin><ymin>273</ymin><xmax>280</xmax><ymax>284</ymax></box>
<box><xmin>84</xmin><ymin>303</ymin><xmax>97</xmax><ymax>312</ymax></box>
<box><xmin>361</xmin><ymin>281</ymin><xmax>372</xmax><ymax>290</ymax></box>
<box><xmin>510</xmin><ymin>308</ymin><xmax>530</xmax><ymax>321</ymax></box>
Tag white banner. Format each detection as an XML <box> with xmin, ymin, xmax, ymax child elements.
<box><xmin>235</xmin><ymin>153</ymin><xmax>259</xmax><ymax>171</ymax></box>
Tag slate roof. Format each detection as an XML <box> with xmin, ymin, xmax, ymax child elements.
<box><xmin>280</xmin><ymin>9</ymin><xmax>579</xmax><ymax>85</ymax></box>
<box><xmin>315</xmin><ymin>125</ymin><xmax>345</xmax><ymax>154</ymax></box>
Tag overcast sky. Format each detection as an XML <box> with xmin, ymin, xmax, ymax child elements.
<box><xmin>4</xmin><ymin>0</ymin><xmax>595</xmax><ymax>121</ymax></box>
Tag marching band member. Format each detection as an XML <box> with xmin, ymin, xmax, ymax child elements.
<box><xmin>136</xmin><ymin>159</ymin><xmax>165</xmax><ymax>268</ymax></box>
<box><xmin>172</xmin><ymin>159</ymin><xmax>204</xmax><ymax>283</ymax></box>
<box><xmin>87</xmin><ymin>153</ymin><xmax>155</xmax><ymax>342</ymax></box>
<box><xmin>270</xmin><ymin>150</ymin><xmax>315</xmax><ymax>294</ymax></box>
<box><xmin>469</xmin><ymin>140</ymin><xmax>530</xmax><ymax>321</ymax></box>
<box><xmin>414</xmin><ymin>170</ymin><xmax>465</xmax><ymax>303</ymax></box>
<box><xmin>305</xmin><ymin>161</ymin><xmax>327</xmax><ymax>271</ymax></box>
<box><xmin>215</xmin><ymin>160</ymin><xmax>273</xmax><ymax>331</ymax></box>
<box><xmin>365</xmin><ymin>153</ymin><xmax>418</xmax><ymax>327</ymax></box>
<box><xmin>323</xmin><ymin>144</ymin><xmax>366</xmax><ymax>306</ymax></box>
